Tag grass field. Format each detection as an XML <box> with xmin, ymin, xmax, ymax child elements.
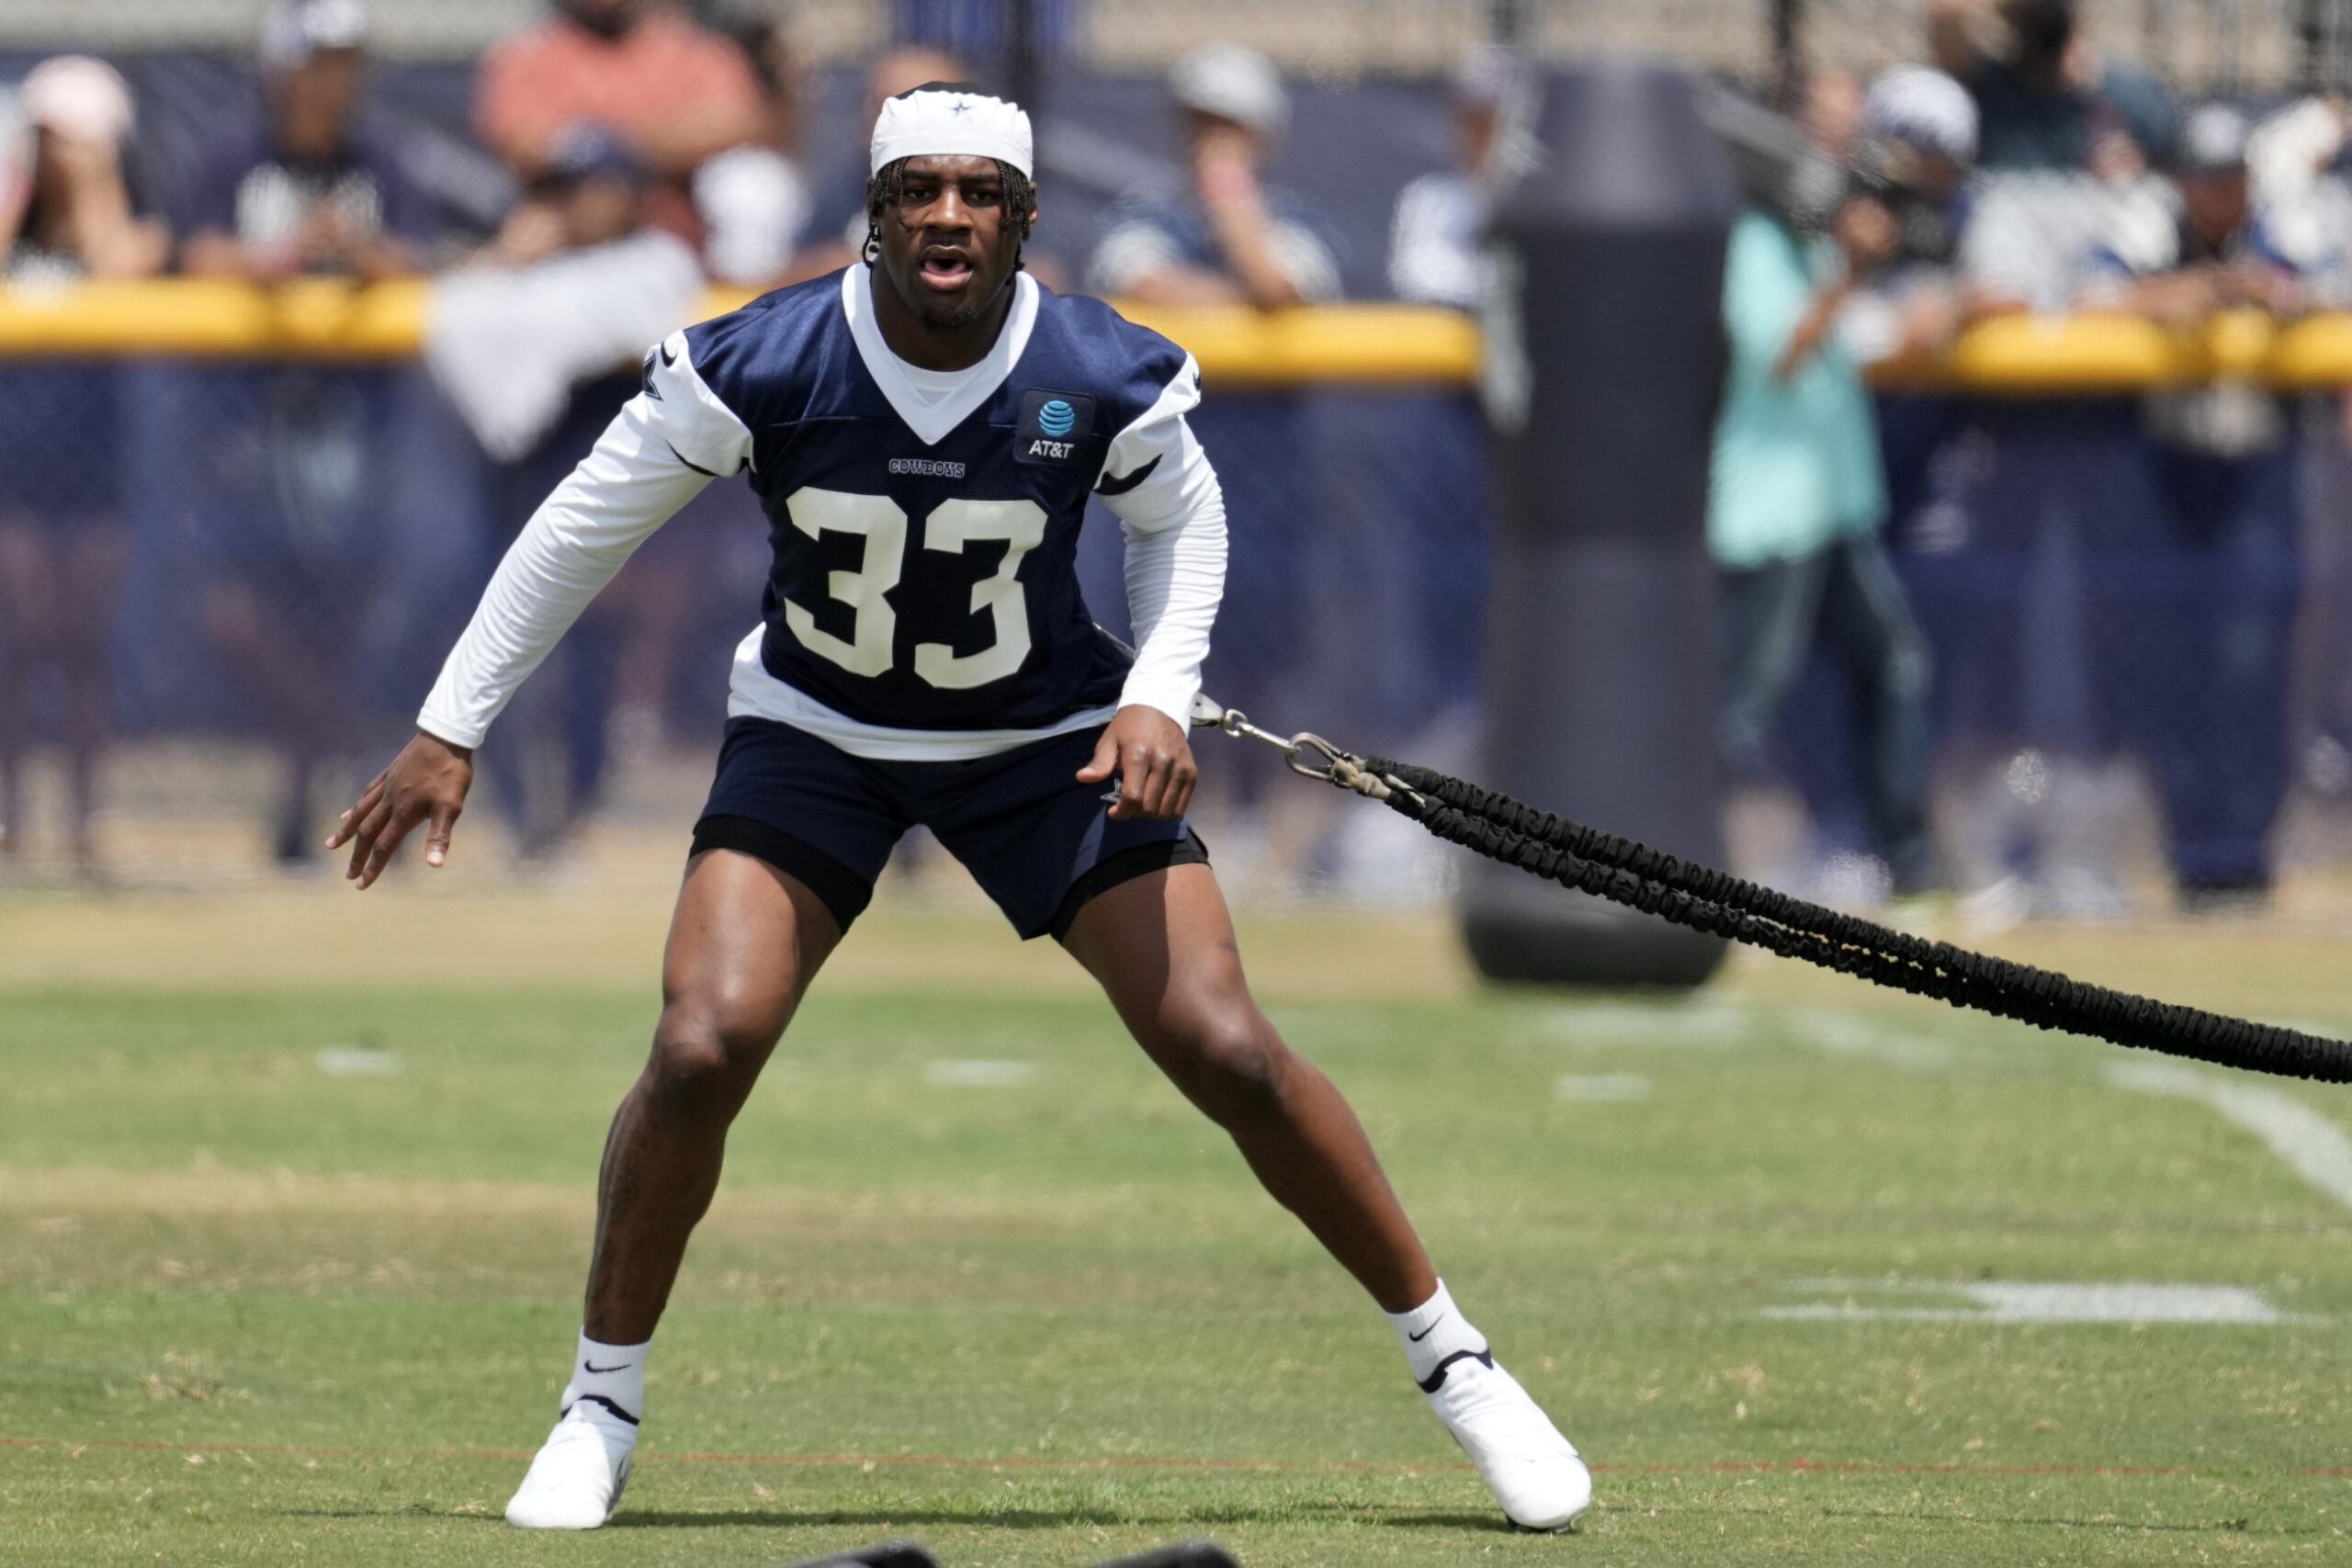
<box><xmin>4</xmin><ymin>881</ymin><xmax>2350</xmax><ymax>1567</ymax></box>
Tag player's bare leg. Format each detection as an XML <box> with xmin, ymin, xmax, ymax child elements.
<box><xmin>584</xmin><ymin>848</ymin><xmax>842</xmax><ymax>1337</ymax></box>
<box><xmin>506</xmin><ymin>848</ymin><xmax>842</xmax><ymax>1529</ymax></box>
<box><xmin>1062</xmin><ymin>861</ymin><xmax>1434</xmax><ymax>1309</ymax></box>
<box><xmin>1062</xmin><ymin>862</ymin><xmax>1592</xmax><ymax>1531</ymax></box>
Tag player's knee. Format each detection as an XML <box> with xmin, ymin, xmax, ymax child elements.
<box><xmin>647</xmin><ymin>1001</ymin><xmax>778</xmax><ymax>1117</ymax></box>
<box><xmin>1162</xmin><ymin>1005</ymin><xmax>1289</xmax><ymax>1126</ymax></box>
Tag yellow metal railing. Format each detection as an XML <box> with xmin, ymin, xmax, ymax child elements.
<box><xmin>3</xmin><ymin>282</ymin><xmax>2351</xmax><ymax>393</ymax></box>
<box><xmin>0</xmin><ymin>279</ymin><xmax>433</xmax><ymax>362</ymax></box>
<box><xmin>0</xmin><ymin>280</ymin><xmax>1484</xmax><ymax>385</ymax></box>
<box><xmin>1869</xmin><ymin>310</ymin><xmax>2352</xmax><ymax>395</ymax></box>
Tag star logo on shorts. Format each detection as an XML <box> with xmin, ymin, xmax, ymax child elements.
<box><xmin>949</xmin><ymin>102</ymin><xmax>970</xmax><ymax>116</ymax></box>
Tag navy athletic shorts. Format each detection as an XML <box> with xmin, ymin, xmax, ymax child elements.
<box><xmin>691</xmin><ymin>716</ymin><xmax>1208</xmax><ymax>941</ymax></box>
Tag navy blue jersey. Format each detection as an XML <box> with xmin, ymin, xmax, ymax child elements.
<box><xmin>644</xmin><ymin>266</ymin><xmax>1203</xmax><ymax>740</ymax></box>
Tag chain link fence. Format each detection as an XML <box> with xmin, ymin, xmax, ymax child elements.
<box><xmin>1798</xmin><ymin>1</ymin><xmax>2352</xmax><ymax>96</ymax></box>
<box><xmin>0</xmin><ymin>2</ymin><xmax>2343</xmax><ymax>88</ymax></box>
<box><xmin>6</xmin><ymin>353</ymin><xmax>2349</xmax><ymax>908</ymax></box>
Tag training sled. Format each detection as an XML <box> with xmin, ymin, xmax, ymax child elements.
<box><xmin>1193</xmin><ymin>694</ymin><xmax>2352</xmax><ymax>1086</ymax></box>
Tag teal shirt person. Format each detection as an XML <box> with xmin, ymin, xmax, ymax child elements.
<box><xmin>1708</xmin><ymin>209</ymin><xmax>1887</xmax><ymax>571</ymax></box>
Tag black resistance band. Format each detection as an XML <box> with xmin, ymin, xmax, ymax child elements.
<box><xmin>1197</xmin><ymin>702</ymin><xmax>2352</xmax><ymax>1085</ymax></box>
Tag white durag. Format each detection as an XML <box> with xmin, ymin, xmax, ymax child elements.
<box><xmin>870</xmin><ymin>88</ymin><xmax>1034</xmax><ymax>178</ymax></box>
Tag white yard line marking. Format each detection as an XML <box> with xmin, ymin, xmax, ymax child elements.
<box><xmin>1765</xmin><ymin>1279</ymin><xmax>2312</xmax><ymax>1325</ymax></box>
<box><xmin>922</xmin><ymin>1059</ymin><xmax>1036</xmax><ymax>1089</ymax></box>
<box><xmin>313</xmin><ymin>1046</ymin><xmax>401</xmax><ymax>1079</ymax></box>
<box><xmin>1781</xmin><ymin>1008</ymin><xmax>1958</xmax><ymax>1072</ymax></box>
<box><xmin>1518</xmin><ymin>1002</ymin><xmax>1963</xmax><ymax>1075</ymax></box>
<box><xmin>1516</xmin><ymin>1001</ymin><xmax>1755</xmax><ymax>1048</ymax></box>
<box><xmin>2107</xmin><ymin>1060</ymin><xmax>2352</xmax><ymax>1213</ymax></box>
<box><xmin>1552</xmin><ymin>1074</ymin><xmax>1653</xmax><ymax>1102</ymax></box>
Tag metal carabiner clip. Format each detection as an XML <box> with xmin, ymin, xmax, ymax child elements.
<box><xmin>1203</xmin><ymin>699</ymin><xmax>1419</xmax><ymax>807</ymax></box>
<box><xmin>1213</xmin><ymin>708</ymin><xmax>1339</xmax><ymax>782</ymax></box>
<box><xmin>1284</xmin><ymin>732</ymin><xmax>1347</xmax><ymax>783</ymax></box>
<box><xmin>1215</xmin><ymin>707</ymin><xmax>1290</xmax><ymax>756</ymax></box>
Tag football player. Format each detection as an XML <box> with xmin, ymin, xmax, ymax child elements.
<box><xmin>331</xmin><ymin>85</ymin><xmax>1589</xmax><ymax>1534</ymax></box>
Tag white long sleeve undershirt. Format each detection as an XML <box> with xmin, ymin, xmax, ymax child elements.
<box><xmin>416</xmin><ymin>345</ymin><xmax>1226</xmax><ymax>758</ymax></box>
<box><xmin>1104</xmin><ymin>410</ymin><xmax>1226</xmax><ymax>728</ymax></box>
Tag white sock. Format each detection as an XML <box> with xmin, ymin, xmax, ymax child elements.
<box><xmin>559</xmin><ymin>1331</ymin><xmax>650</xmax><ymax>1427</ymax></box>
<box><xmin>1385</xmin><ymin>1279</ymin><xmax>1489</xmax><ymax>1389</ymax></box>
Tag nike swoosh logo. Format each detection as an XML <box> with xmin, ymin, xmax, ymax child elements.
<box><xmin>1408</xmin><ymin>1314</ymin><xmax>1445</xmax><ymax>1343</ymax></box>
<box><xmin>583</xmin><ymin>1360</ymin><xmax>633</xmax><ymax>1373</ymax></box>
<box><xmin>659</xmin><ymin>341</ymin><xmax>677</xmax><ymax>367</ymax></box>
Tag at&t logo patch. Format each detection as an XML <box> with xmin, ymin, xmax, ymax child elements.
<box><xmin>1015</xmin><ymin>389</ymin><xmax>1094</xmax><ymax>466</ymax></box>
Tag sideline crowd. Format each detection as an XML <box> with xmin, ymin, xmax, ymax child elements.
<box><xmin>2</xmin><ymin>0</ymin><xmax>2349</xmax><ymax>915</ymax></box>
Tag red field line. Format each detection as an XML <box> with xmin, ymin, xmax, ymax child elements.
<box><xmin>6</xmin><ymin>1435</ymin><xmax>2348</xmax><ymax>1482</ymax></box>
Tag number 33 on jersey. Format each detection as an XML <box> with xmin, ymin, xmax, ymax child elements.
<box><xmin>640</xmin><ymin>265</ymin><xmax>1215</xmax><ymax>754</ymax></box>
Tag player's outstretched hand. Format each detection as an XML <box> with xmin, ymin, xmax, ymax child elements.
<box><xmin>325</xmin><ymin>729</ymin><xmax>476</xmax><ymax>889</ymax></box>
<box><xmin>1079</xmin><ymin>706</ymin><xmax>1197</xmax><ymax>822</ymax></box>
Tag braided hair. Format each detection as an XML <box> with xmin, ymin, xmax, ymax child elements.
<box><xmin>862</xmin><ymin>155</ymin><xmax>1038</xmax><ymax>269</ymax></box>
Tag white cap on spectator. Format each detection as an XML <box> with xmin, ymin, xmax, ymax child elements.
<box><xmin>870</xmin><ymin>86</ymin><xmax>1033</xmax><ymax>179</ymax></box>
<box><xmin>1453</xmin><ymin>44</ymin><xmax>1531</xmax><ymax>108</ymax></box>
<box><xmin>2178</xmin><ymin>103</ymin><xmax>2251</xmax><ymax>174</ymax></box>
<box><xmin>1864</xmin><ymin>65</ymin><xmax>1976</xmax><ymax>164</ymax></box>
<box><xmin>260</xmin><ymin>0</ymin><xmax>370</xmax><ymax>74</ymax></box>
<box><xmin>1170</xmin><ymin>42</ymin><xmax>1288</xmax><ymax>137</ymax></box>
<box><xmin>20</xmin><ymin>55</ymin><xmax>137</xmax><ymax>145</ymax></box>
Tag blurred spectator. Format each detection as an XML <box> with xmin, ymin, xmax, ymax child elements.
<box><xmin>175</xmin><ymin>0</ymin><xmax>442</xmax><ymax>863</ymax></box>
<box><xmin>1088</xmin><ymin>42</ymin><xmax>1343</xmax><ymax>308</ymax></box>
<box><xmin>1930</xmin><ymin>6</ymin><xmax>2178</xmax><ymax>314</ymax></box>
<box><xmin>1862</xmin><ymin>68</ymin><xmax>1978</xmax><ymax>258</ymax></box>
<box><xmin>1711</xmin><ymin>79</ymin><xmax>1938</xmax><ymax>899</ymax></box>
<box><xmin>430</xmin><ymin>125</ymin><xmax>701</xmax><ymax>459</ymax></box>
<box><xmin>428</xmin><ymin>125</ymin><xmax>702</xmax><ymax>857</ymax></box>
<box><xmin>474</xmin><ymin>0</ymin><xmax>766</xmax><ymax>243</ymax></box>
<box><xmin>1929</xmin><ymin>0</ymin><xmax>2177</xmax><ymax>175</ymax></box>
<box><xmin>694</xmin><ymin>0</ymin><xmax>812</xmax><ymax>287</ymax></box>
<box><xmin>780</xmin><ymin>44</ymin><xmax>967</xmax><ymax>284</ymax></box>
<box><xmin>2075</xmin><ymin>104</ymin><xmax>2306</xmax><ymax>908</ymax></box>
<box><xmin>2246</xmin><ymin>94</ymin><xmax>2352</xmax><ymax>299</ymax></box>
<box><xmin>1386</xmin><ymin>47</ymin><xmax>1532</xmax><ymax>309</ymax></box>
<box><xmin>1841</xmin><ymin>65</ymin><xmax>1984</xmax><ymax>603</ymax></box>
<box><xmin>0</xmin><ymin>60</ymin><xmax>164</xmax><ymax>282</ymax></box>
<box><xmin>2080</xmin><ymin>105</ymin><xmax>2303</xmax><ymax>329</ymax></box>
<box><xmin>1082</xmin><ymin>43</ymin><xmax>1343</xmax><ymax>887</ymax></box>
<box><xmin>1838</xmin><ymin>65</ymin><xmax>1982</xmax><ymax>366</ymax></box>
<box><xmin>180</xmin><ymin>0</ymin><xmax>427</xmax><ymax>283</ymax></box>
<box><xmin>0</xmin><ymin>58</ymin><xmax>164</xmax><ymax>871</ymax></box>
<box><xmin>1960</xmin><ymin>90</ymin><xmax>2173</xmax><ymax>315</ymax></box>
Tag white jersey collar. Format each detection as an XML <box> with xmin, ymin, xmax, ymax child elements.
<box><xmin>842</xmin><ymin>265</ymin><xmax>1038</xmax><ymax>446</ymax></box>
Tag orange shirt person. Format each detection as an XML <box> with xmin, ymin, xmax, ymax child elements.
<box><xmin>474</xmin><ymin>0</ymin><xmax>764</xmax><ymax>235</ymax></box>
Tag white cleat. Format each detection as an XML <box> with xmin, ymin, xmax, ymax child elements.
<box><xmin>504</xmin><ymin>1401</ymin><xmax>637</xmax><ymax>1529</ymax></box>
<box><xmin>1421</xmin><ymin>1348</ymin><xmax>1593</xmax><ymax>1532</ymax></box>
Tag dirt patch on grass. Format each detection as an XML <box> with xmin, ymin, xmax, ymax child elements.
<box><xmin>0</xmin><ymin>1163</ymin><xmax>1259</xmax><ymax>1239</ymax></box>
